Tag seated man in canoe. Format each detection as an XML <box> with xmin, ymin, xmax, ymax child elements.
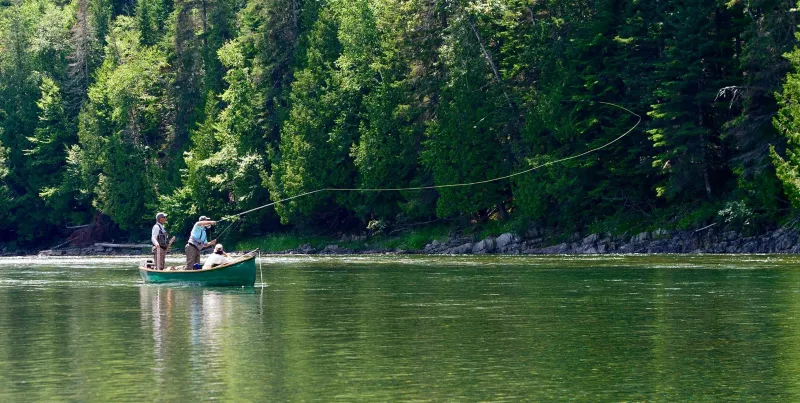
<box><xmin>185</xmin><ymin>215</ymin><xmax>217</xmax><ymax>270</ymax></box>
<box><xmin>202</xmin><ymin>244</ymin><xmax>231</xmax><ymax>270</ymax></box>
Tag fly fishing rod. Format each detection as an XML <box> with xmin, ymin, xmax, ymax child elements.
<box><xmin>211</xmin><ymin>101</ymin><xmax>641</xmax><ymax>241</ymax></box>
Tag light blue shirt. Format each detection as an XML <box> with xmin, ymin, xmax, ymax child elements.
<box><xmin>190</xmin><ymin>223</ymin><xmax>207</xmax><ymax>244</ymax></box>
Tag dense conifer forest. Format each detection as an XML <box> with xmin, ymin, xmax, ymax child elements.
<box><xmin>4</xmin><ymin>0</ymin><xmax>800</xmax><ymax>248</ymax></box>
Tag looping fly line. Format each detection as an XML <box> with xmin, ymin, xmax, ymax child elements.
<box><xmin>220</xmin><ymin>101</ymin><xmax>641</xmax><ymax>222</ymax></box>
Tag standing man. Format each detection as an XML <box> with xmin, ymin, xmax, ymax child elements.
<box><xmin>151</xmin><ymin>212</ymin><xmax>169</xmax><ymax>270</ymax></box>
<box><xmin>185</xmin><ymin>215</ymin><xmax>217</xmax><ymax>270</ymax></box>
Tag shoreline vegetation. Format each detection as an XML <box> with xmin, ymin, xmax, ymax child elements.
<box><xmin>19</xmin><ymin>224</ymin><xmax>800</xmax><ymax>257</ymax></box>
<box><xmin>6</xmin><ymin>0</ymin><xmax>800</xmax><ymax>251</ymax></box>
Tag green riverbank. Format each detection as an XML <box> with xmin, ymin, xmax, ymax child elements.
<box><xmin>228</xmin><ymin>224</ymin><xmax>800</xmax><ymax>256</ymax></box>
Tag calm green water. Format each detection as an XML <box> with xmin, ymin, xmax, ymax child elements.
<box><xmin>1</xmin><ymin>255</ymin><xmax>800</xmax><ymax>401</ymax></box>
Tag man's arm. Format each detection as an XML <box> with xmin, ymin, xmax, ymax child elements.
<box><xmin>151</xmin><ymin>225</ymin><xmax>160</xmax><ymax>246</ymax></box>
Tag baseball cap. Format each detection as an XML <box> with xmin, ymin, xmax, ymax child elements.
<box><xmin>214</xmin><ymin>244</ymin><xmax>223</xmax><ymax>251</ymax></box>
<box><xmin>156</xmin><ymin>212</ymin><xmax>167</xmax><ymax>219</ymax></box>
<box><xmin>199</xmin><ymin>215</ymin><xmax>211</xmax><ymax>221</ymax></box>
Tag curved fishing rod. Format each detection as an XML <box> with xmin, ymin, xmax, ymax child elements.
<box><xmin>218</xmin><ymin>101</ymin><xmax>640</xmax><ymax>224</ymax></box>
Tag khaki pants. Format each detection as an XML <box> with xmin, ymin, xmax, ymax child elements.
<box><xmin>152</xmin><ymin>245</ymin><xmax>167</xmax><ymax>270</ymax></box>
<box><xmin>185</xmin><ymin>243</ymin><xmax>200</xmax><ymax>270</ymax></box>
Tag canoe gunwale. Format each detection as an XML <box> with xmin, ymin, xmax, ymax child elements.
<box><xmin>138</xmin><ymin>253</ymin><xmax>257</xmax><ymax>273</ymax></box>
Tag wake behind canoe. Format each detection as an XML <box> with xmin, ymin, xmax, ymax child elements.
<box><xmin>139</xmin><ymin>254</ymin><xmax>257</xmax><ymax>287</ymax></box>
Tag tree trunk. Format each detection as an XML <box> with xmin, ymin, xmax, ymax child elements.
<box><xmin>497</xmin><ymin>201</ymin><xmax>509</xmax><ymax>220</ymax></box>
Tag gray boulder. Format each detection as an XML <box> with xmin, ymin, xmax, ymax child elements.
<box><xmin>424</xmin><ymin>239</ymin><xmax>445</xmax><ymax>253</ymax></box>
<box><xmin>651</xmin><ymin>229</ymin><xmax>668</xmax><ymax>238</ymax></box>
<box><xmin>472</xmin><ymin>238</ymin><xmax>496</xmax><ymax>254</ymax></box>
<box><xmin>447</xmin><ymin>243</ymin><xmax>473</xmax><ymax>254</ymax></box>
<box><xmin>582</xmin><ymin>233</ymin><xmax>600</xmax><ymax>245</ymax></box>
<box><xmin>496</xmin><ymin>233</ymin><xmax>518</xmax><ymax>248</ymax></box>
<box><xmin>496</xmin><ymin>233</ymin><xmax>522</xmax><ymax>253</ymax></box>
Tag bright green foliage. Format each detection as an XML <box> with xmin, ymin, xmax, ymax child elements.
<box><xmin>0</xmin><ymin>0</ymin><xmax>74</xmax><ymax>241</ymax></box>
<box><xmin>268</xmin><ymin>4</ymin><xmax>350</xmax><ymax>224</ymax></box>
<box><xmin>5</xmin><ymin>0</ymin><xmax>800</xmax><ymax>247</ymax></box>
<box><xmin>351</xmin><ymin>0</ymin><xmax>435</xmax><ymax>221</ymax></box>
<box><xmin>136</xmin><ymin>0</ymin><xmax>170</xmax><ymax>46</ymax></box>
<box><xmin>74</xmin><ymin>16</ymin><xmax>173</xmax><ymax>231</ymax></box>
<box><xmin>26</xmin><ymin>77</ymin><xmax>85</xmax><ymax>223</ymax></box>
<box><xmin>773</xmin><ymin>33</ymin><xmax>800</xmax><ymax>208</ymax></box>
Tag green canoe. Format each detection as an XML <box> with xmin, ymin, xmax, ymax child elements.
<box><xmin>139</xmin><ymin>253</ymin><xmax>258</xmax><ymax>287</ymax></box>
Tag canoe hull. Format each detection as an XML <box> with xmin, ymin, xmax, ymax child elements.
<box><xmin>139</xmin><ymin>254</ymin><xmax>257</xmax><ymax>287</ymax></box>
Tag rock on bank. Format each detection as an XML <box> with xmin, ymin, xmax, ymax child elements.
<box><xmin>419</xmin><ymin>228</ymin><xmax>800</xmax><ymax>255</ymax></box>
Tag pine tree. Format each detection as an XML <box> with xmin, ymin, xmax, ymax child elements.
<box><xmin>0</xmin><ymin>142</ymin><xmax>13</xmax><ymax>244</ymax></box>
<box><xmin>772</xmin><ymin>29</ymin><xmax>800</xmax><ymax>207</ymax></box>
<box><xmin>349</xmin><ymin>0</ymin><xmax>431</xmax><ymax>221</ymax></box>
<box><xmin>421</xmin><ymin>5</ymin><xmax>510</xmax><ymax>220</ymax></box>
<box><xmin>66</xmin><ymin>0</ymin><xmax>101</xmax><ymax>113</ymax></box>
<box><xmin>723</xmin><ymin>0</ymin><xmax>795</xmax><ymax>226</ymax></box>
<box><xmin>75</xmin><ymin>15</ymin><xmax>176</xmax><ymax>229</ymax></box>
<box><xmin>648</xmin><ymin>0</ymin><xmax>738</xmax><ymax>202</ymax></box>
<box><xmin>25</xmin><ymin>77</ymin><xmax>73</xmax><ymax>208</ymax></box>
<box><xmin>267</xmin><ymin>3</ymin><xmax>349</xmax><ymax>225</ymax></box>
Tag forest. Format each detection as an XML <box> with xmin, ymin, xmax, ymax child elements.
<box><xmin>3</xmin><ymin>0</ymin><xmax>800</xmax><ymax>249</ymax></box>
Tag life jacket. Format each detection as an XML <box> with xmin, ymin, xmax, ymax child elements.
<box><xmin>157</xmin><ymin>224</ymin><xmax>169</xmax><ymax>248</ymax></box>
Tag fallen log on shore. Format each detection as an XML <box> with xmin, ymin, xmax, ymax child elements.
<box><xmin>94</xmin><ymin>243</ymin><xmax>152</xmax><ymax>249</ymax></box>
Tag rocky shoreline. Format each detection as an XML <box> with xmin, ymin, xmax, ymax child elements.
<box><xmin>4</xmin><ymin>226</ymin><xmax>799</xmax><ymax>257</ymax></box>
<box><xmin>418</xmin><ymin>227</ymin><xmax>800</xmax><ymax>255</ymax></box>
<box><xmin>286</xmin><ymin>226</ymin><xmax>800</xmax><ymax>255</ymax></box>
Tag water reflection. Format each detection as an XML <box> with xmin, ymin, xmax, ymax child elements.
<box><xmin>5</xmin><ymin>256</ymin><xmax>800</xmax><ymax>401</ymax></box>
<box><xmin>136</xmin><ymin>286</ymin><xmax>257</xmax><ymax>400</ymax></box>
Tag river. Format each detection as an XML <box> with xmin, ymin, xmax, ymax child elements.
<box><xmin>0</xmin><ymin>255</ymin><xmax>799</xmax><ymax>401</ymax></box>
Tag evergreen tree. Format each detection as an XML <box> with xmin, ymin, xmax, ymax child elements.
<box><xmin>66</xmin><ymin>0</ymin><xmax>102</xmax><ymax>113</ymax></box>
<box><xmin>75</xmin><ymin>15</ymin><xmax>175</xmax><ymax>230</ymax></box>
<box><xmin>2</xmin><ymin>0</ymin><xmax>800</xmax><ymax>247</ymax></box>
<box><xmin>349</xmin><ymin>0</ymin><xmax>430</xmax><ymax>221</ymax></box>
<box><xmin>0</xmin><ymin>0</ymin><xmax>73</xmax><ymax>242</ymax></box>
<box><xmin>421</xmin><ymin>4</ymin><xmax>511</xmax><ymax>220</ymax></box>
<box><xmin>723</xmin><ymin>0</ymin><xmax>795</xmax><ymax>226</ymax></box>
<box><xmin>0</xmin><ymin>142</ymin><xmax>13</xmax><ymax>244</ymax></box>
<box><xmin>267</xmin><ymin>3</ymin><xmax>349</xmax><ymax>225</ymax></box>
<box><xmin>772</xmin><ymin>29</ymin><xmax>800</xmax><ymax>208</ymax></box>
<box><xmin>25</xmin><ymin>77</ymin><xmax>79</xmax><ymax>220</ymax></box>
<box><xmin>648</xmin><ymin>0</ymin><xmax>738</xmax><ymax>202</ymax></box>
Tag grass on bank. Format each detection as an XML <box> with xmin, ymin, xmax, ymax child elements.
<box><xmin>230</xmin><ymin>224</ymin><xmax>453</xmax><ymax>253</ymax></box>
<box><xmin>231</xmin><ymin>234</ymin><xmax>337</xmax><ymax>252</ymax></box>
<box><xmin>228</xmin><ymin>200</ymin><xmax>779</xmax><ymax>254</ymax></box>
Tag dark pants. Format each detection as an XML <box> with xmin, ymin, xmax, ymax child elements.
<box><xmin>152</xmin><ymin>245</ymin><xmax>167</xmax><ymax>270</ymax></box>
<box><xmin>185</xmin><ymin>243</ymin><xmax>200</xmax><ymax>270</ymax></box>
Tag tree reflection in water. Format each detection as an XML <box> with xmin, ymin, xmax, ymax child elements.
<box><xmin>138</xmin><ymin>286</ymin><xmax>252</xmax><ymax>380</ymax></box>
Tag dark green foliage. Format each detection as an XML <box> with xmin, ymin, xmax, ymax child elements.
<box><xmin>267</xmin><ymin>3</ymin><xmax>348</xmax><ymax>224</ymax></box>
<box><xmin>4</xmin><ymin>0</ymin><xmax>800</xmax><ymax>248</ymax></box>
<box><xmin>422</xmin><ymin>8</ymin><xmax>510</xmax><ymax>220</ymax></box>
<box><xmin>648</xmin><ymin>0</ymin><xmax>738</xmax><ymax>202</ymax></box>
<box><xmin>0</xmin><ymin>142</ymin><xmax>12</xmax><ymax>241</ymax></box>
